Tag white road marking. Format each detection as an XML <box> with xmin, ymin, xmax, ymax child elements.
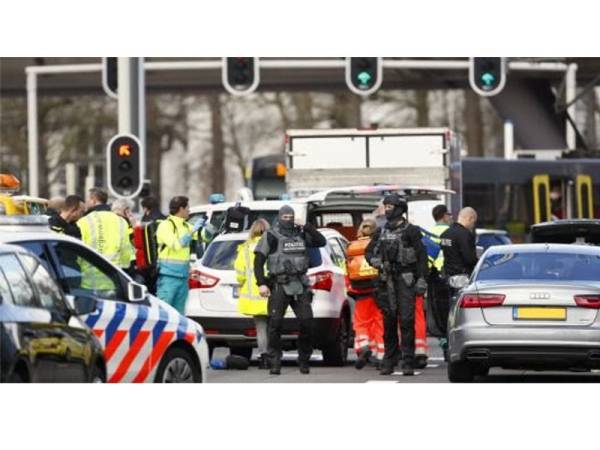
<box><xmin>393</xmin><ymin>371</ymin><xmax>422</xmax><ymax>376</ymax></box>
<box><xmin>428</xmin><ymin>357</ymin><xmax>445</xmax><ymax>361</ymax></box>
<box><xmin>426</xmin><ymin>364</ymin><xmax>439</xmax><ymax>368</ymax></box>
<box><xmin>366</xmin><ymin>380</ymin><xmax>400</xmax><ymax>384</ymax></box>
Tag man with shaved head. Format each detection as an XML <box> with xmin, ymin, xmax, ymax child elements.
<box><xmin>440</xmin><ymin>206</ymin><xmax>478</xmax><ymax>278</ymax></box>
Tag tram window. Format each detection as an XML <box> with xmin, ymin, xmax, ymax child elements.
<box><xmin>463</xmin><ymin>184</ymin><xmax>495</xmax><ymax>225</ymax></box>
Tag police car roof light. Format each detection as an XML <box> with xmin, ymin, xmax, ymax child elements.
<box><xmin>209</xmin><ymin>193</ymin><xmax>226</xmax><ymax>204</ymax></box>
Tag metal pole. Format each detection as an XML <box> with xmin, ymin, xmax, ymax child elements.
<box><xmin>504</xmin><ymin>120</ymin><xmax>514</xmax><ymax>159</ymax></box>
<box><xmin>138</xmin><ymin>57</ymin><xmax>146</xmax><ymax>170</ymax></box>
<box><xmin>26</xmin><ymin>72</ymin><xmax>39</xmax><ymax>197</ymax></box>
<box><xmin>117</xmin><ymin>57</ymin><xmax>138</xmax><ymax>135</ymax></box>
<box><xmin>65</xmin><ymin>162</ymin><xmax>76</xmax><ymax>195</ymax></box>
<box><xmin>565</xmin><ymin>63</ymin><xmax>578</xmax><ymax>151</ymax></box>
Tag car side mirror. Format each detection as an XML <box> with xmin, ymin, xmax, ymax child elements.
<box><xmin>128</xmin><ymin>281</ymin><xmax>147</xmax><ymax>302</ymax></box>
<box><xmin>476</xmin><ymin>245</ymin><xmax>484</xmax><ymax>259</ymax></box>
<box><xmin>65</xmin><ymin>294</ymin><xmax>98</xmax><ymax>316</ymax></box>
<box><xmin>448</xmin><ymin>274</ymin><xmax>470</xmax><ymax>290</ymax></box>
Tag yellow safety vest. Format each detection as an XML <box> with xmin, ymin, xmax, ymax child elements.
<box><xmin>77</xmin><ymin>210</ymin><xmax>131</xmax><ymax>294</ymax></box>
<box><xmin>77</xmin><ymin>210</ymin><xmax>131</xmax><ymax>268</ymax></box>
<box><xmin>427</xmin><ymin>223</ymin><xmax>449</xmax><ymax>271</ymax></box>
<box><xmin>234</xmin><ymin>237</ymin><xmax>268</xmax><ymax>316</ymax></box>
<box><xmin>156</xmin><ymin>215</ymin><xmax>197</xmax><ymax>278</ymax></box>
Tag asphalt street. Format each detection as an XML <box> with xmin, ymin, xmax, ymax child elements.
<box><xmin>208</xmin><ymin>338</ymin><xmax>600</xmax><ymax>383</ymax></box>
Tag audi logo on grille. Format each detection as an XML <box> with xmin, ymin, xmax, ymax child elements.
<box><xmin>530</xmin><ymin>292</ymin><xmax>551</xmax><ymax>300</ymax></box>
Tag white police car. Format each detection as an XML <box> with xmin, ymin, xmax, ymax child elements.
<box><xmin>0</xmin><ymin>225</ymin><xmax>209</xmax><ymax>383</ymax></box>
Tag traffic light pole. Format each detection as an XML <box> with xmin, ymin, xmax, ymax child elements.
<box><xmin>26</xmin><ymin>71</ymin><xmax>39</xmax><ymax>197</ymax></box>
<box><xmin>117</xmin><ymin>57</ymin><xmax>145</xmax><ymax>182</ymax></box>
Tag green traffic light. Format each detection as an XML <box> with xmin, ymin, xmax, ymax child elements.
<box><xmin>357</xmin><ymin>71</ymin><xmax>372</xmax><ymax>86</ymax></box>
<box><xmin>480</xmin><ymin>72</ymin><xmax>496</xmax><ymax>87</ymax></box>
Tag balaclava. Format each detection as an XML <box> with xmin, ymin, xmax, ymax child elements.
<box><xmin>277</xmin><ymin>205</ymin><xmax>295</xmax><ymax>233</ymax></box>
<box><xmin>382</xmin><ymin>194</ymin><xmax>408</xmax><ymax>222</ymax></box>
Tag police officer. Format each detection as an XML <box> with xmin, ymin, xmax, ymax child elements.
<box><xmin>156</xmin><ymin>196</ymin><xmax>204</xmax><ymax>314</ymax></box>
<box><xmin>440</xmin><ymin>206</ymin><xmax>478</xmax><ymax>279</ymax></box>
<box><xmin>253</xmin><ymin>205</ymin><xmax>326</xmax><ymax>375</ymax></box>
<box><xmin>77</xmin><ymin>188</ymin><xmax>131</xmax><ymax>270</ymax></box>
<box><xmin>49</xmin><ymin>195</ymin><xmax>85</xmax><ymax>238</ymax></box>
<box><xmin>422</xmin><ymin>204</ymin><xmax>453</xmax><ymax>361</ymax></box>
<box><xmin>366</xmin><ymin>194</ymin><xmax>428</xmax><ymax>376</ymax></box>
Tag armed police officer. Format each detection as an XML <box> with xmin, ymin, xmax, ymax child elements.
<box><xmin>253</xmin><ymin>205</ymin><xmax>326</xmax><ymax>375</ymax></box>
<box><xmin>366</xmin><ymin>194</ymin><xmax>428</xmax><ymax>376</ymax></box>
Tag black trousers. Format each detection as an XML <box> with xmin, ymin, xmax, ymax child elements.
<box><xmin>426</xmin><ymin>270</ymin><xmax>451</xmax><ymax>337</ymax></box>
<box><xmin>267</xmin><ymin>284</ymin><xmax>314</xmax><ymax>364</ymax></box>
<box><xmin>375</xmin><ymin>275</ymin><xmax>416</xmax><ymax>366</ymax></box>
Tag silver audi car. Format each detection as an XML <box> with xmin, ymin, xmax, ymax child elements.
<box><xmin>447</xmin><ymin>243</ymin><xmax>600</xmax><ymax>382</ymax></box>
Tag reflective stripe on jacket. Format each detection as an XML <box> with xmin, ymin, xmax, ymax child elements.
<box><xmin>77</xmin><ymin>210</ymin><xmax>131</xmax><ymax>268</ymax></box>
<box><xmin>234</xmin><ymin>236</ymin><xmax>268</xmax><ymax>316</ymax></box>
<box><xmin>425</xmin><ymin>223</ymin><xmax>449</xmax><ymax>271</ymax></box>
<box><xmin>156</xmin><ymin>215</ymin><xmax>196</xmax><ymax>278</ymax></box>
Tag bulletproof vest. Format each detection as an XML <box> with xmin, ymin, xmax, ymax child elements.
<box><xmin>377</xmin><ymin>223</ymin><xmax>417</xmax><ymax>267</ymax></box>
<box><xmin>267</xmin><ymin>228</ymin><xmax>310</xmax><ymax>277</ymax></box>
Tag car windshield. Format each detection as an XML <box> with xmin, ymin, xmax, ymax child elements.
<box><xmin>202</xmin><ymin>240</ymin><xmax>244</xmax><ymax>271</ymax></box>
<box><xmin>477</xmin><ymin>233</ymin><xmax>511</xmax><ymax>250</ymax></box>
<box><xmin>476</xmin><ymin>251</ymin><xmax>600</xmax><ymax>282</ymax></box>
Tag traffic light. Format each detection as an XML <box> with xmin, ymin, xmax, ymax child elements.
<box><xmin>346</xmin><ymin>57</ymin><xmax>383</xmax><ymax>96</ymax></box>
<box><xmin>107</xmin><ymin>134</ymin><xmax>143</xmax><ymax>198</ymax></box>
<box><xmin>102</xmin><ymin>57</ymin><xmax>118</xmax><ymax>98</ymax></box>
<box><xmin>222</xmin><ymin>57</ymin><xmax>260</xmax><ymax>95</ymax></box>
<box><xmin>469</xmin><ymin>57</ymin><xmax>507</xmax><ymax>97</ymax></box>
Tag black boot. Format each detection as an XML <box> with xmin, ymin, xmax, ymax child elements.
<box><xmin>380</xmin><ymin>360</ymin><xmax>395</xmax><ymax>376</ymax></box>
<box><xmin>270</xmin><ymin>357</ymin><xmax>281</xmax><ymax>375</ymax></box>
<box><xmin>414</xmin><ymin>354</ymin><xmax>428</xmax><ymax>369</ymax></box>
<box><xmin>401</xmin><ymin>359</ymin><xmax>415</xmax><ymax>376</ymax></box>
<box><xmin>355</xmin><ymin>348</ymin><xmax>372</xmax><ymax>370</ymax></box>
<box><xmin>299</xmin><ymin>360</ymin><xmax>310</xmax><ymax>374</ymax></box>
<box><xmin>259</xmin><ymin>353</ymin><xmax>270</xmax><ymax>370</ymax></box>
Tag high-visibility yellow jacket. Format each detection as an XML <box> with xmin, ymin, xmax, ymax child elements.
<box><xmin>427</xmin><ymin>223</ymin><xmax>449</xmax><ymax>271</ymax></box>
<box><xmin>156</xmin><ymin>215</ymin><xmax>197</xmax><ymax>278</ymax></box>
<box><xmin>234</xmin><ymin>236</ymin><xmax>268</xmax><ymax>316</ymax></box>
<box><xmin>77</xmin><ymin>209</ymin><xmax>131</xmax><ymax>269</ymax></box>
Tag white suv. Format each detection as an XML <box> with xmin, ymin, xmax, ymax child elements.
<box><xmin>185</xmin><ymin>228</ymin><xmax>354</xmax><ymax>366</ymax></box>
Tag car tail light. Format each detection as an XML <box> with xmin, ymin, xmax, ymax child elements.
<box><xmin>244</xmin><ymin>328</ymin><xmax>257</xmax><ymax>337</ymax></box>
<box><xmin>459</xmin><ymin>293</ymin><xmax>505</xmax><ymax>308</ymax></box>
<box><xmin>574</xmin><ymin>295</ymin><xmax>600</xmax><ymax>309</ymax></box>
<box><xmin>310</xmin><ymin>271</ymin><xmax>333</xmax><ymax>292</ymax></box>
<box><xmin>205</xmin><ymin>329</ymin><xmax>219</xmax><ymax>335</ymax></box>
<box><xmin>189</xmin><ymin>269</ymin><xmax>219</xmax><ymax>289</ymax></box>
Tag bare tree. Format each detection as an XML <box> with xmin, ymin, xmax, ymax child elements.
<box><xmin>209</xmin><ymin>93</ymin><xmax>225</xmax><ymax>194</ymax></box>
<box><xmin>464</xmin><ymin>91</ymin><xmax>484</xmax><ymax>157</ymax></box>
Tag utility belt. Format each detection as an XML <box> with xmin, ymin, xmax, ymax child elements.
<box><xmin>379</xmin><ymin>263</ymin><xmax>418</xmax><ymax>287</ymax></box>
<box><xmin>270</xmin><ymin>273</ymin><xmax>305</xmax><ymax>285</ymax></box>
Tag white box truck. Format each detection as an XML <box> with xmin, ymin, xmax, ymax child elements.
<box><xmin>285</xmin><ymin>127</ymin><xmax>464</xmax><ymax>222</ymax></box>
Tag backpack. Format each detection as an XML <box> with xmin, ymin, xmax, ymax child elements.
<box><xmin>133</xmin><ymin>221</ymin><xmax>161</xmax><ymax>270</ymax></box>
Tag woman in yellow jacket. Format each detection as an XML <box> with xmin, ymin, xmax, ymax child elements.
<box><xmin>234</xmin><ymin>219</ymin><xmax>270</xmax><ymax>369</ymax></box>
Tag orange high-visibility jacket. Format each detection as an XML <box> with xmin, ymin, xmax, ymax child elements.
<box><xmin>346</xmin><ymin>237</ymin><xmax>378</xmax><ymax>295</ymax></box>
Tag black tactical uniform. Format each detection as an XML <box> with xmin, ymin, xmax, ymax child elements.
<box><xmin>366</xmin><ymin>195</ymin><xmax>428</xmax><ymax>376</ymax></box>
<box><xmin>439</xmin><ymin>222</ymin><xmax>478</xmax><ymax>277</ymax></box>
<box><xmin>254</xmin><ymin>206</ymin><xmax>326</xmax><ymax>375</ymax></box>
